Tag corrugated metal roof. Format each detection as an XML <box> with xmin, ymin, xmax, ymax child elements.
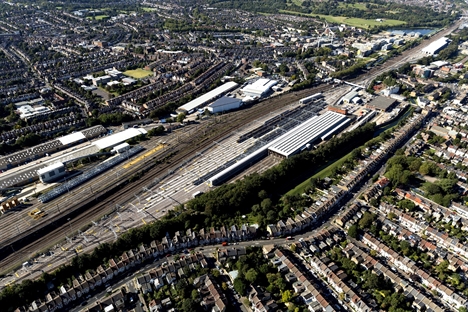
<box><xmin>93</xmin><ymin>128</ymin><xmax>147</xmax><ymax>150</ymax></box>
<box><xmin>178</xmin><ymin>81</ymin><xmax>238</xmax><ymax>112</ymax></box>
<box><xmin>268</xmin><ymin>111</ymin><xmax>348</xmax><ymax>158</ymax></box>
<box><xmin>241</xmin><ymin>78</ymin><xmax>277</xmax><ymax>95</ymax></box>
<box><xmin>58</xmin><ymin>132</ymin><xmax>86</xmax><ymax>145</ymax></box>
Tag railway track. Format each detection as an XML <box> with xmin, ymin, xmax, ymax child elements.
<box><xmin>2</xmin><ymin>18</ymin><xmax>463</xmax><ymax>278</ymax></box>
<box><xmin>0</xmin><ymin>85</ymin><xmax>330</xmax><ymax>275</ymax></box>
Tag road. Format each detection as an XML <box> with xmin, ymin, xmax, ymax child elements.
<box><xmin>1</xmin><ymin>16</ymin><xmax>462</xmax><ymax>290</ymax></box>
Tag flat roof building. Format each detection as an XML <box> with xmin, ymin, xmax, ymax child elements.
<box><xmin>366</xmin><ymin>96</ymin><xmax>398</xmax><ymax>112</ymax></box>
<box><xmin>37</xmin><ymin>162</ymin><xmax>66</xmax><ymax>183</ymax></box>
<box><xmin>422</xmin><ymin>37</ymin><xmax>450</xmax><ymax>55</ymax></box>
<box><xmin>241</xmin><ymin>79</ymin><xmax>277</xmax><ymax>98</ymax></box>
<box><xmin>268</xmin><ymin>111</ymin><xmax>349</xmax><ymax>158</ymax></box>
<box><xmin>342</xmin><ymin>90</ymin><xmax>359</xmax><ymax>103</ymax></box>
<box><xmin>176</xmin><ymin>81</ymin><xmax>238</xmax><ymax>114</ymax></box>
<box><xmin>93</xmin><ymin>128</ymin><xmax>147</xmax><ymax>150</ymax></box>
<box><xmin>58</xmin><ymin>132</ymin><xmax>87</xmax><ymax>145</ymax></box>
<box><xmin>207</xmin><ymin>96</ymin><xmax>242</xmax><ymax>114</ymax></box>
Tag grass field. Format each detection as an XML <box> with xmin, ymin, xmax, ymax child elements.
<box><xmin>124</xmin><ymin>69</ymin><xmax>153</xmax><ymax>79</ymax></box>
<box><xmin>286</xmin><ymin>151</ymin><xmax>355</xmax><ymax>196</ymax></box>
<box><xmin>279</xmin><ymin>10</ymin><xmax>405</xmax><ymax>29</ymax></box>
<box><xmin>142</xmin><ymin>7</ymin><xmax>157</xmax><ymax>12</ymax></box>
<box><xmin>86</xmin><ymin>15</ymin><xmax>110</xmax><ymax>20</ymax></box>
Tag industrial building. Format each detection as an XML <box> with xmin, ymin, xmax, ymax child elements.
<box><xmin>0</xmin><ymin>127</ymin><xmax>146</xmax><ymax>189</ymax></box>
<box><xmin>37</xmin><ymin>162</ymin><xmax>67</xmax><ymax>183</ymax></box>
<box><xmin>366</xmin><ymin>96</ymin><xmax>398</xmax><ymax>112</ymax></box>
<box><xmin>207</xmin><ymin>96</ymin><xmax>242</xmax><ymax>114</ymax></box>
<box><xmin>241</xmin><ymin>79</ymin><xmax>278</xmax><ymax>98</ymax></box>
<box><xmin>421</xmin><ymin>37</ymin><xmax>450</xmax><ymax>55</ymax></box>
<box><xmin>0</xmin><ymin>125</ymin><xmax>106</xmax><ymax>171</ymax></box>
<box><xmin>176</xmin><ymin>81</ymin><xmax>238</xmax><ymax>114</ymax></box>
<box><xmin>208</xmin><ymin>110</ymin><xmax>350</xmax><ymax>186</ymax></box>
<box><xmin>299</xmin><ymin>93</ymin><xmax>324</xmax><ymax>105</ymax></box>
<box><xmin>112</xmin><ymin>143</ymin><xmax>131</xmax><ymax>154</ymax></box>
<box><xmin>268</xmin><ymin>111</ymin><xmax>350</xmax><ymax>158</ymax></box>
<box><xmin>92</xmin><ymin>128</ymin><xmax>147</xmax><ymax>150</ymax></box>
<box><xmin>328</xmin><ymin>106</ymin><xmax>348</xmax><ymax>115</ymax></box>
<box><xmin>342</xmin><ymin>89</ymin><xmax>359</xmax><ymax>104</ymax></box>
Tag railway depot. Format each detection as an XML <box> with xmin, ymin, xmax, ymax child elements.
<box><xmin>0</xmin><ymin>78</ymin><xmax>413</xmax><ymax>292</ymax></box>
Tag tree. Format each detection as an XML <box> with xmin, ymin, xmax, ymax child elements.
<box><xmin>290</xmin><ymin>243</ymin><xmax>297</xmax><ymax>252</ymax></box>
<box><xmin>176</xmin><ymin>113</ymin><xmax>186</xmax><ymax>123</ymax></box>
<box><xmin>234</xmin><ymin>278</ymin><xmax>247</xmax><ymax>295</ymax></box>
<box><xmin>261</xmin><ymin>198</ymin><xmax>273</xmax><ymax>213</ymax></box>
<box><xmin>369</xmin><ymin>198</ymin><xmax>379</xmax><ymax>207</ymax></box>
<box><xmin>423</xmin><ymin>183</ymin><xmax>442</xmax><ymax>196</ymax></box>
<box><xmin>212</xmin><ymin>269</ymin><xmax>220</xmax><ymax>278</ymax></box>
<box><xmin>191</xmin><ymin>289</ymin><xmax>199</xmax><ymax>301</ymax></box>
<box><xmin>400</xmin><ymin>240</ymin><xmax>411</xmax><ymax>256</ymax></box>
<box><xmin>181</xmin><ymin>298</ymin><xmax>198</xmax><ymax>312</ymax></box>
<box><xmin>282</xmin><ymin>290</ymin><xmax>293</xmax><ymax>303</ymax></box>
<box><xmin>222</xmin><ymin>282</ymin><xmax>228</xmax><ymax>291</ymax></box>
<box><xmin>419</xmin><ymin>162</ymin><xmax>434</xmax><ymax>176</ymax></box>
<box><xmin>359</xmin><ymin>212</ymin><xmax>375</xmax><ymax>229</ymax></box>
<box><xmin>398</xmin><ymin>199</ymin><xmax>415</xmax><ymax>212</ymax></box>
<box><xmin>348</xmin><ymin>224</ymin><xmax>359</xmax><ymax>238</ymax></box>
<box><xmin>245</xmin><ymin>268</ymin><xmax>258</xmax><ymax>283</ymax></box>
<box><xmin>362</xmin><ymin>272</ymin><xmax>382</xmax><ymax>290</ymax></box>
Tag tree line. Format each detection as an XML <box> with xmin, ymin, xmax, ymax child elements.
<box><xmin>0</xmin><ymin>122</ymin><xmax>375</xmax><ymax>311</ymax></box>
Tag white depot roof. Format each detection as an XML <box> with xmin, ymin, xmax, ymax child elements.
<box><xmin>178</xmin><ymin>81</ymin><xmax>238</xmax><ymax>112</ymax></box>
<box><xmin>268</xmin><ymin>111</ymin><xmax>348</xmax><ymax>158</ymax></box>
<box><xmin>422</xmin><ymin>37</ymin><xmax>449</xmax><ymax>54</ymax></box>
<box><xmin>93</xmin><ymin>128</ymin><xmax>147</xmax><ymax>150</ymax></box>
<box><xmin>241</xmin><ymin>79</ymin><xmax>277</xmax><ymax>95</ymax></box>
<box><xmin>58</xmin><ymin>132</ymin><xmax>86</xmax><ymax>145</ymax></box>
<box><xmin>37</xmin><ymin>162</ymin><xmax>64</xmax><ymax>175</ymax></box>
<box><xmin>113</xmin><ymin>142</ymin><xmax>130</xmax><ymax>150</ymax></box>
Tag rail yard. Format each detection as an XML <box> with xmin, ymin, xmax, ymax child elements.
<box><xmin>2</xmin><ymin>0</ymin><xmax>468</xmax><ymax>310</ymax></box>
<box><xmin>0</xmin><ymin>83</ymin><xmax>337</xmax><ymax>278</ymax></box>
<box><xmin>0</xmin><ymin>21</ymin><xmax>460</xmax><ymax>283</ymax></box>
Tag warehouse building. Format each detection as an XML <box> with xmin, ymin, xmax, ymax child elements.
<box><xmin>92</xmin><ymin>128</ymin><xmax>147</xmax><ymax>150</ymax></box>
<box><xmin>112</xmin><ymin>143</ymin><xmax>131</xmax><ymax>154</ymax></box>
<box><xmin>176</xmin><ymin>81</ymin><xmax>238</xmax><ymax>114</ymax></box>
<box><xmin>421</xmin><ymin>37</ymin><xmax>450</xmax><ymax>55</ymax></box>
<box><xmin>209</xmin><ymin>111</ymin><xmax>350</xmax><ymax>186</ymax></box>
<box><xmin>366</xmin><ymin>96</ymin><xmax>398</xmax><ymax>112</ymax></box>
<box><xmin>268</xmin><ymin>111</ymin><xmax>350</xmax><ymax>158</ymax></box>
<box><xmin>37</xmin><ymin>162</ymin><xmax>67</xmax><ymax>183</ymax></box>
<box><xmin>342</xmin><ymin>90</ymin><xmax>359</xmax><ymax>104</ymax></box>
<box><xmin>241</xmin><ymin>79</ymin><xmax>278</xmax><ymax>98</ymax></box>
<box><xmin>207</xmin><ymin>96</ymin><xmax>242</xmax><ymax>114</ymax></box>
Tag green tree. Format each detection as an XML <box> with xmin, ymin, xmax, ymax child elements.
<box><xmin>359</xmin><ymin>212</ymin><xmax>375</xmax><ymax>229</ymax></box>
<box><xmin>181</xmin><ymin>298</ymin><xmax>198</xmax><ymax>312</ymax></box>
<box><xmin>176</xmin><ymin>113</ymin><xmax>186</xmax><ymax>123</ymax></box>
<box><xmin>245</xmin><ymin>268</ymin><xmax>258</xmax><ymax>283</ymax></box>
<box><xmin>348</xmin><ymin>224</ymin><xmax>359</xmax><ymax>238</ymax></box>
<box><xmin>191</xmin><ymin>289</ymin><xmax>199</xmax><ymax>301</ymax></box>
<box><xmin>234</xmin><ymin>277</ymin><xmax>247</xmax><ymax>295</ymax></box>
<box><xmin>282</xmin><ymin>289</ymin><xmax>293</xmax><ymax>303</ymax></box>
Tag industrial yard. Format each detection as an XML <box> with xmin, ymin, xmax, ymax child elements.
<box><xmin>2</xmin><ymin>0</ymin><xmax>467</xmax><ymax>310</ymax></box>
